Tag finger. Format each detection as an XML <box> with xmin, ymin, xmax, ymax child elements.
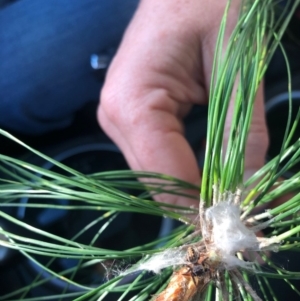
<box><xmin>243</xmin><ymin>84</ymin><xmax>269</xmax><ymax>181</ymax></box>
<box><xmin>98</xmin><ymin>0</ymin><xmax>241</xmax><ymax>209</ymax></box>
<box><xmin>223</xmin><ymin>83</ymin><xmax>268</xmax><ymax>183</ymax></box>
<box><xmin>99</xmin><ymin>91</ymin><xmax>201</xmax><ymax>208</ymax></box>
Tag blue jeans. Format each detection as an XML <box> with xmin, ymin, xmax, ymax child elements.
<box><xmin>0</xmin><ymin>0</ymin><xmax>138</xmax><ymax>134</ymax></box>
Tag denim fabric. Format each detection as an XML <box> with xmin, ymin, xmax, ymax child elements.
<box><xmin>0</xmin><ymin>0</ymin><xmax>138</xmax><ymax>134</ymax></box>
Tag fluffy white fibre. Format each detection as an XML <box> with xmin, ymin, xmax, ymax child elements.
<box><xmin>127</xmin><ymin>201</ymin><xmax>280</xmax><ymax>276</ymax></box>
<box><xmin>205</xmin><ymin>201</ymin><xmax>259</xmax><ymax>269</ymax></box>
<box><xmin>134</xmin><ymin>248</ymin><xmax>186</xmax><ymax>274</ymax></box>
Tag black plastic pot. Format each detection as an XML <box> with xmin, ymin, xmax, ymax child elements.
<box><xmin>0</xmin><ymin>134</ymin><xmax>178</xmax><ymax>300</ymax></box>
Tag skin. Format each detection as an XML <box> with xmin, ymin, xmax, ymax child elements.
<box><xmin>97</xmin><ymin>0</ymin><xmax>269</xmax><ymax>208</ymax></box>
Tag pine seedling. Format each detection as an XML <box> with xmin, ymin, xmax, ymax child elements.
<box><xmin>1</xmin><ymin>1</ymin><xmax>300</xmax><ymax>300</ymax></box>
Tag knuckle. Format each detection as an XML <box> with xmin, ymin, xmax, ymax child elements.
<box><xmin>98</xmin><ymin>86</ymin><xmax>122</xmax><ymax>127</ymax></box>
<box><xmin>98</xmin><ymin>84</ymin><xmax>145</xmax><ymax>133</ymax></box>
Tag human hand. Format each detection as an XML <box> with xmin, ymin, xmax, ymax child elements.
<box><xmin>97</xmin><ymin>0</ymin><xmax>268</xmax><ymax>208</ymax></box>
